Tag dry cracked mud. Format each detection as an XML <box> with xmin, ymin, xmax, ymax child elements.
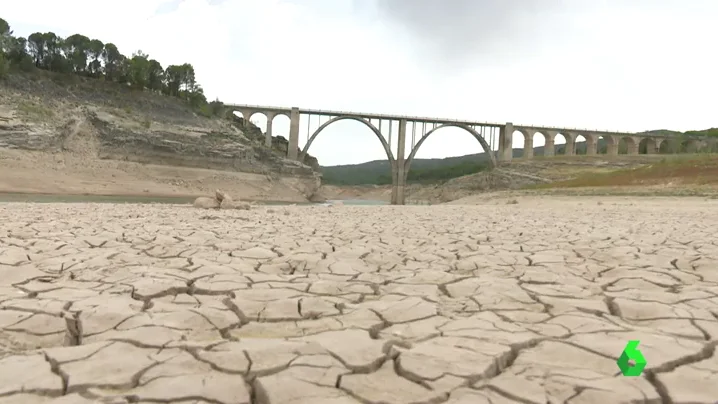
<box><xmin>0</xmin><ymin>199</ymin><xmax>716</xmax><ymax>404</ymax></box>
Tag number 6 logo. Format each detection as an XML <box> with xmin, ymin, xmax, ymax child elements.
<box><xmin>617</xmin><ymin>340</ymin><xmax>647</xmax><ymax>376</ymax></box>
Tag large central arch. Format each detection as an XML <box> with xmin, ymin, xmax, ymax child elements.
<box><xmin>299</xmin><ymin>116</ymin><xmax>395</xmax><ymax>163</ymax></box>
<box><xmin>404</xmin><ymin>123</ymin><xmax>497</xmax><ymax>176</ymax></box>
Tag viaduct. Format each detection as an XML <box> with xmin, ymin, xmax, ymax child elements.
<box><xmin>225</xmin><ymin>104</ymin><xmax>716</xmax><ymax>205</ymax></box>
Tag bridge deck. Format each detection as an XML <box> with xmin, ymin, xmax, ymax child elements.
<box><xmin>225</xmin><ymin>103</ymin><xmax>712</xmax><ymax>138</ymax></box>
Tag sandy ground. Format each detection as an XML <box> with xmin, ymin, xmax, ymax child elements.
<box><xmin>0</xmin><ymin>149</ymin><xmax>316</xmax><ymax>202</ymax></box>
<box><xmin>0</xmin><ymin>196</ymin><xmax>717</xmax><ymax>403</ymax></box>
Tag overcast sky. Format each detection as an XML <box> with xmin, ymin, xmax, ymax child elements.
<box><xmin>4</xmin><ymin>0</ymin><xmax>716</xmax><ymax>166</ymax></box>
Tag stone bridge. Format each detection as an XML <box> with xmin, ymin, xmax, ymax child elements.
<box><xmin>225</xmin><ymin>104</ymin><xmax>716</xmax><ymax>205</ymax></box>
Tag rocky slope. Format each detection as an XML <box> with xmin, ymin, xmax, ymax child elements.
<box><xmin>0</xmin><ymin>70</ymin><xmax>321</xmax><ymax>202</ymax></box>
<box><xmin>317</xmin><ymin>155</ymin><xmax>668</xmax><ymax>204</ymax></box>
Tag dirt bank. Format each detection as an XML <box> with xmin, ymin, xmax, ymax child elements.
<box><xmin>0</xmin><ymin>70</ymin><xmax>320</xmax><ymax>202</ymax></box>
<box><xmin>318</xmin><ymin>155</ymin><xmax>718</xmax><ymax>203</ymax></box>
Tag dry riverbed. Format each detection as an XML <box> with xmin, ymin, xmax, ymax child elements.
<box><xmin>0</xmin><ymin>197</ymin><xmax>717</xmax><ymax>403</ymax></box>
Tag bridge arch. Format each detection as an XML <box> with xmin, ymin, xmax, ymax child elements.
<box><xmin>681</xmin><ymin>138</ymin><xmax>701</xmax><ymax>153</ymax></box>
<box><xmin>638</xmin><ymin>137</ymin><xmax>660</xmax><ymax>154</ymax></box>
<box><xmin>404</xmin><ymin>123</ymin><xmax>496</xmax><ymax>176</ymax></box>
<box><xmin>618</xmin><ymin>136</ymin><xmax>639</xmax><ymax>155</ymax></box>
<box><xmin>533</xmin><ymin>131</ymin><xmax>552</xmax><ymax>156</ymax></box>
<box><xmin>299</xmin><ymin>116</ymin><xmax>395</xmax><ymax>163</ymax></box>
<box><xmin>597</xmin><ymin>135</ymin><xmax>618</xmax><ymax>155</ymax></box>
<box><xmin>554</xmin><ymin>133</ymin><xmax>569</xmax><ymax>155</ymax></box>
<box><xmin>574</xmin><ymin>133</ymin><xmax>589</xmax><ymax>155</ymax></box>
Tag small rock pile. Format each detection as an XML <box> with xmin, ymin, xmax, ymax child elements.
<box><xmin>193</xmin><ymin>189</ymin><xmax>251</xmax><ymax>210</ymax></box>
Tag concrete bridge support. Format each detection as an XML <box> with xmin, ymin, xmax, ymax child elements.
<box><xmin>499</xmin><ymin>123</ymin><xmax>514</xmax><ymax>162</ymax></box>
<box><xmin>585</xmin><ymin>135</ymin><xmax>597</xmax><ymax>155</ymax></box>
<box><xmin>626</xmin><ymin>137</ymin><xmax>640</xmax><ymax>155</ymax></box>
<box><xmin>564</xmin><ymin>133</ymin><xmax>576</xmax><ymax>156</ymax></box>
<box><xmin>645</xmin><ymin>138</ymin><xmax>661</xmax><ymax>154</ymax></box>
<box><xmin>264</xmin><ymin>112</ymin><xmax>275</xmax><ymax>148</ymax></box>
<box><xmin>234</xmin><ymin>109</ymin><xmax>276</xmax><ymax>149</ymax></box>
<box><xmin>288</xmin><ymin>108</ymin><xmax>300</xmax><ymax>161</ymax></box>
<box><xmin>522</xmin><ymin>132</ymin><xmax>534</xmax><ymax>159</ymax></box>
<box><xmin>544</xmin><ymin>131</ymin><xmax>556</xmax><ymax>157</ymax></box>
<box><xmin>391</xmin><ymin>119</ymin><xmax>408</xmax><ymax>205</ymax></box>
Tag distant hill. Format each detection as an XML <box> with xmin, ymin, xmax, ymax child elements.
<box><xmin>321</xmin><ymin>131</ymin><xmax>717</xmax><ymax>186</ymax></box>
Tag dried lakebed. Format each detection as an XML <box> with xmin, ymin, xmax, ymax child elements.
<box><xmin>0</xmin><ymin>199</ymin><xmax>717</xmax><ymax>404</ymax></box>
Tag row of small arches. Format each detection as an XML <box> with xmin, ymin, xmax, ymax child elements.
<box><xmin>231</xmin><ymin>110</ymin><xmax>715</xmax><ymax>159</ymax></box>
<box><xmin>514</xmin><ymin>130</ymin><xmax>715</xmax><ymax>156</ymax></box>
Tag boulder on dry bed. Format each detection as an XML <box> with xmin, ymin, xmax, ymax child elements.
<box><xmin>193</xmin><ymin>189</ymin><xmax>250</xmax><ymax>210</ymax></box>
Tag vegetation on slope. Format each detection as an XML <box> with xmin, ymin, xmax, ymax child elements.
<box><xmin>532</xmin><ymin>154</ymin><xmax>718</xmax><ymax>188</ymax></box>
<box><xmin>322</xmin><ymin>134</ymin><xmax>717</xmax><ymax>186</ymax></box>
<box><xmin>0</xmin><ymin>17</ymin><xmax>224</xmax><ymax>118</ymax></box>
<box><xmin>321</xmin><ymin>160</ymin><xmax>491</xmax><ymax>186</ymax></box>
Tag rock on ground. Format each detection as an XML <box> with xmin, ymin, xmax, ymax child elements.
<box><xmin>0</xmin><ymin>197</ymin><xmax>717</xmax><ymax>403</ymax></box>
<box><xmin>194</xmin><ymin>189</ymin><xmax>250</xmax><ymax>210</ymax></box>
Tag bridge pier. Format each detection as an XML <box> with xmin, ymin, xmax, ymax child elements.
<box><xmin>648</xmin><ymin>139</ymin><xmax>662</xmax><ymax>154</ymax></box>
<box><xmin>586</xmin><ymin>135</ymin><xmax>597</xmax><ymax>155</ymax></box>
<box><xmin>544</xmin><ymin>131</ymin><xmax>556</xmax><ymax>157</ymax></box>
<box><xmin>288</xmin><ymin>107</ymin><xmax>300</xmax><ymax>160</ymax></box>
<box><xmin>265</xmin><ymin>112</ymin><xmax>275</xmax><ymax>148</ymax></box>
<box><xmin>391</xmin><ymin>119</ymin><xmax>408</xmax><ymax>205</ymax></box>
<box><xmin>523</xmin><ymin>140</ymin><xmax>534</xmax><ymax>159</ymax></box>
<box><xmin>607</xmin><ymin>141</ymin><xmax>618</xmax><ymax>155</ymax></box>
<box><xmin>565</xmin><ymin>136</ymin><xmax>576</xmax><ymax>156</ymax></box>
<box><xmin>499</xmin><ymin>123</ymin><xmax>514</xmax><ymax>162</ymax></box>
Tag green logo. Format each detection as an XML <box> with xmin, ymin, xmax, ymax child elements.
<box><xmin>617</xmin><ymin>340</ymin><xmax>647</xmax><ymax>376</ymax></box>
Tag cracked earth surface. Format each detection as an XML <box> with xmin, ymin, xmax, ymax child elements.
<box><xmin>0</xmin><ymin>200</ymin><xmax>717</xmax><ymax>404</ymax></box>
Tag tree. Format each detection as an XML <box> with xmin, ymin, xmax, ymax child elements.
<box><xmin>208</xmin><ymin>98</ymin><xmax>225</xmax><ymax>116</ymax></box>
<box><xmin>0</xmin><ymin>17</ymin><xmax>12</xmax><ymax>54</ymax></box>
<box><xmin>41</xmin><ymin>32</ymin><xmax>68</xmax><ymax>72</ymax></box>
<box><xmin>0</xmin><ymin>17</ymin><xmax>12</xmax><ymax>78</ymax></box>
<box><xmin>27</xmin><ymin>32</ymin><xmax>46</xmax><ymax>67</ymax></box>
<box><xmin>102</xmin><ymin>42</ymin><xmax>123</xmax><ymax>81</ymax></box>
<box><xmin>87</xmin><ymin>39</ymin><xmax>104</xmax><ymax>77</ymax></box>
<box><xmin>147</xmin><ymin>59</ymin><xmax>164</xmax><ymax>92</ymax></box>
<box><xmin>115</xmin><ymin>55</ymin><xmax>130</xmax><ymax>84</ymax></box>
<box><xmin>1</xmin><ymin>16</ymin><xmax>214</xmax><ymax>112</ymax></box>
<box><xmin>164</xmin><ymin>64</ymin><xmax>183</xmax><ymax>96</ymax></box>
<box><xmin>0</xmin><ymin>18</ymin><xmax>9</xmax><ymax>36</ymax></box>
<box><xmin>128</xmin><ymin>50</ymin><xmax>150</xmax><ymax>88</ymax></box>
<box><xmin>63</xmin><ymin>34</ymin><xmax>90</xmax><ymax>74</ymax></box>
<box><xmin>187</xmin><ymin>84</ymin><xmax>207</xmax><ymax>107</ymax></box>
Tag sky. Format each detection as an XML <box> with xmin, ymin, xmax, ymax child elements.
<box><xmin>3</xmin><ymin>0</ymin><xmax>717</xmax><ymax>166</ymax></box>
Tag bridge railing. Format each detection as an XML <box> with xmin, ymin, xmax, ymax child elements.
<box><xmin>226</xmin><ymin>104</ymin><xmax>714</xmax><ymax>139</ymax></box>
<box><xmin>225</xmin><ymin>103</ymin><xmax>504</xmax><ymax>127</ymax></box>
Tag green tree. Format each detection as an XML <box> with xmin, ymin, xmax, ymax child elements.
<box><xmin>6</xmin><ymin>37</ymin><xmax>32</xmax><ymax>69</ymax></box>
<box><xmin>63</xmin><ymin>34</ymin><xmax>90</xmax><ymax>74</ymax></box>
<box><xmin>0</xmin><ymin>17</ymin><xmax>12</xmax><ymax>78</ymax></box>
<box><xmin>187</xmin><ymin>84</ymin><xmax>207</xmax><ymax>107</ymax></box>
<box><xmin>27</xmin><ymin>32</ymin><xmax>46</xmax><ymax>67</ymax></box>
<box><xmin>86</xmin><ymin>39</ymin><xmax>104</xmax><ymax>77</ymax></box>
<box><xmin>208</xmin><ymin>98</ymin><xmax>225</xmax><ymax>116</ymax></box>
<box><xmin>147</xmin><ymin>59</ymin><xmax>164</xmax><ymax>92</ymax></box>
<box><xmin>128</xmin><ymin>50</ymin><xmax>150</xmax><ymax>88</ymax></box>
<box><xmin>0</xmin><ymin>17</ymin><xmax>11</xmax><ymax>54</ymax></box>
<box><xmin>42</xmin><ymin>32</ymin><xmax>68</xmax><ymax>72</ymax></box>
<box><xmin>102</xmin><ymin>42</ymin><xmax>123</xmax><ymax>81</ymax></box>
<box><xmin>164</xmin><ymin>64</ymin><xmax>183</xmax><ymax>96</ymax></box>
<box><xmin>1</xmin><ymin>16</ymin><xmax>214</xmax><ymax>113</ymax></box>
<box><xmin>179</xmin><ymin>63</ymin><xmax>197</xmax><ymax>95</ymax></box>
<box><xmin>115</xmin><ymin>55</ymin><xmax>130</xmax><ymax>84</ymax></box>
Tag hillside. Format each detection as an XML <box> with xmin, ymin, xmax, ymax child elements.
<box><xmin>0</xmin><ymin>17</ymin><xmax>322</xmax><ymax>202</ymax></box>
<box><xmin>321</xmin><ymin>133</ymin><xmax>718</xmax><ymax>186</ymax></box>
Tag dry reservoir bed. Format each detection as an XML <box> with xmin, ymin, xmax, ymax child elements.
<box><xmin>0</xmin><ymin>199</ymin><xmax>717</xmax><ymax>404</ymax></box>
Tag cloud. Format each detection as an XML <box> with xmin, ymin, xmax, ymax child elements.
<box><xmin>362</xmin><ymin>0</ymin><xmax>581</xmax><ymax>68</ymax></box>
<box><xmin>2</xmin><ymin>0</ymin><xmax>717</xmax><ymax>165</ymax></box>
